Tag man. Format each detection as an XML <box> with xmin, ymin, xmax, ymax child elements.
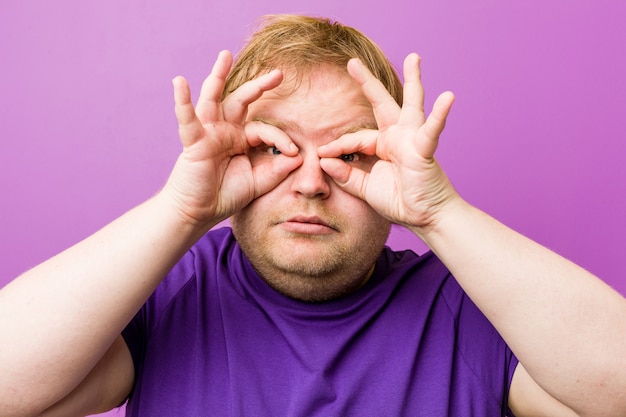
<box><xmin>1</xmin><ymin>14</ymin><xmax>625</xmax><ymax>417</ymax></box>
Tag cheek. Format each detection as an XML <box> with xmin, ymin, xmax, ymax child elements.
<box><xmin>232</xmin><ymin>191</ymin><xmax>278</xmax><ymax>229</ymax></box>
<box><xmin>335</xmin><ymin>189</ymin><xmax>373</xmax><ymax>213</ymax></box>
<box><xmin>339</xmin><ymin>194</ymin><xmax>389</xmax><ymax>228</ymax></box>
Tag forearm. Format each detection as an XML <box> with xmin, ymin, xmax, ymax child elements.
<box><xmin>411</xmin><ymin>199</ymin><xmax>626</xmax><ymax>415</ymax></box>
<box><xmin>0</xmin><ymin>191</ymin><xmax>212</xmax><ymax>414</ymax></box>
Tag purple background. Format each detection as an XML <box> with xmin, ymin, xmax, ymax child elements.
<box><xmin>1</xmin><ymin>1</ymin><xmax>624</xmax><ymax>415</ymax></box>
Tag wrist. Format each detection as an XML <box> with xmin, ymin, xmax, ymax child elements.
<box><xmin>407</xmin><ymin>193</ymin><xmax>469</xmax><ymax>244</ymax></box>
<box><xmin>151</xmin><ymin>188</ymin><xmax>222</xmax><ymax>241</ymax></box>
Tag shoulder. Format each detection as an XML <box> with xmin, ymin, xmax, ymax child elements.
<box><xmin>167</xmin><ymin>226</ymin><xmax>240</xmax><ymax>284</ymax></box>
<box><xmin>126</xmin><ymin>227</ymin><xmax>241</xmax><ymax>332</ymax></box>
<box><xmin>380</xmin><ymin>247</ymin><xmax>463</xmax><ymax>306</ymax></box>
<box><xmin>380</xmin><ymin>247</ymin><xmax>450</xmax><ymax>283</ymax></box>
<box><xmin>379</xmin><ymin>247</ymin><xmax>519</xmax><ymax>413</ymax></box>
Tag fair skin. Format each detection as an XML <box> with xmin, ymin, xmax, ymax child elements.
<box><xmin>0</xmin><ymin>50</ymin><xmax>624</xmax><ymax>416</ymax></box>
<box><xmin>232</xmin><ymin>66</ymin><xmax>390</xmax><ymax>302</ymax></box>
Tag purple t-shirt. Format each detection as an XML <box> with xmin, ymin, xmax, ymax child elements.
<box><xmin>122</xmin><ymin>227</ymin><xmax>518</xmax><ymax>416</ymax></box>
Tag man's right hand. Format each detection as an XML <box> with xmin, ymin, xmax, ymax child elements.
<box><xmin>166</xmin><ymin>50</ymin><xmax>302</xmax><ymax>229</ymax></box>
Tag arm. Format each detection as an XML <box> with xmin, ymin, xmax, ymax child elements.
<box><xmin>319</xmin><ymin>54</ymin><xmax>626</xmax><ymax>417</ymax></box>
<box><xmin>37</xmin><ymin>336</ymin><xmax>134</xmax><ymax>417</ymax></box>
<box><xmin>416</xmin><ymin>195</ymin><xmax>626</xmax><ymax>417</ymax></box>
<box><xmin>0</xmin><ymin>50</ymin><xmax>301</xmax><ymax>416</ymax></box>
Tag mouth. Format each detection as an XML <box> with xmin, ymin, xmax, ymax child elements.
<box><xmin>279</xmin><ymin>215</ymin><xmax>338</xmax><ymax>235</ymax></box>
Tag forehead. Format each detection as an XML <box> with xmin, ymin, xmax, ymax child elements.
<box><xmin>246</xmin><ymin>67</ymin><xmax>376</xmax><ymax>138</ymax></box>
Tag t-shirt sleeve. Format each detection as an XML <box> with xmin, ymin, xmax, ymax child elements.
<box><xmin>452</xmin><ymin>287</ymin><xmax>519</xmax><ymax>415</ymax></box>
<box><xmin>121</xmin><ymin>249</ymin><xmax>199</xmax><ymax>379</ymax></box>
<box><xmin>434</xmin><ymin>266</ymin><xmax>518</xmax><ymax>417</ymax></box>
<box><xmin>121</xmin><ymin>307</ymin><xmax>146</xmax><ymax>380</ymax></box>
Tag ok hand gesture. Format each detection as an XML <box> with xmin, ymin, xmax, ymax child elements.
<box><xmin>318</xmin><ymin>53</ymin><xmax>457</xmax><ymax>232</ymax></box>
<box><xmin>164</xmin><ymin>51</ymin><xmax>301</xmax><ymax>230</ymax></box>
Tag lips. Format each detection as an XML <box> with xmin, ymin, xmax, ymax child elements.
<box><xmin>280</xmin><ymin>215</ymin><xmax>337</xmax><ymax>235</ymax></box>
<box><xmin>286</xmin><ymin>215</ymin><xmax>331</xmax><ymax>227</ymax></box>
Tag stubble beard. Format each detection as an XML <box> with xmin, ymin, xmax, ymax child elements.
<box><xmin>232</xmin><ymin>214</ymin><xmax>391</xmax><ymax>303</ymax></box>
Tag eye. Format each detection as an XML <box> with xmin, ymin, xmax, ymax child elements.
<box><xmin>267</xmin><ymin>146</ymin><xmax>282</xmax><ymax>155</ymax></box>
<box><xmin>339</xmin><ymin>153</ymin><xmax>359</xmax><ymax>162</ymax></box>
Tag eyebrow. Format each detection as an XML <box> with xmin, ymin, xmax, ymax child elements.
<box><xmin>252</xmin><ymin>116</ymin><xmax>302</xmax><ymax>135</ymax></box>
<box><xmin>251</xmin><ymin>115</ymin><xmax>377</xmax><ymax>137</ymax></box>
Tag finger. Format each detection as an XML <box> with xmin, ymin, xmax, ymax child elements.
<box><xmin>317</xmin><ymin>130</ymin><xmax>379</xmax><ymax>158</ymax></box>
<box><xmin>173</xmin><ymin>76</ymin><xmax>206</xmax><ymax>148</ymax></box>
<box><xmin>222</xmin><ymin>69</ymin><xmax>283</xmax><ymax>124</ymax></box>
<box><xmin>319</xmin><ymin>157</ymin><xmax>369</xmax><ymax>200</ymax></box>
<box><xmin>250</xmin><ymin>153</ymin><xmax>303</xmax><ymax>199</ymax></box>
<box><xmin>220</xmin><ymin>153</ymin><xmax>302</xmax><ymax>200</ymax></box>
<box><xmin>420</xmin><ymin>91</ymin><xmax>455</xmax><ymax>158</ymax></box>
<box><xmin>398</xmin><ymin>53</ymin><xmax>426</xmax><ymax>126</ymax></box>
<box><xmin>245</xmin><ymin>121</ymin><xmax>298</xmax><ymax>156</ymax></box>
<box><xmin>347</xmin><ymin>58</ymin><xmax>401</xmax><ymax>128</ymax></box>
<box><xmin>195</xmin><ymin>50</ymin><xmax>233</xmax><ymax>123</ymax></box>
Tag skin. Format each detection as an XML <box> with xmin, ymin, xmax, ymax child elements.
<box><xmin>316</xmin><ymin>54</ymin><xmax>626</xmax><ymax>416</ymax></box>
<box><xmin>232</xmin><ymin>67</ymin><xmax>391</xmax><ymax>302</ymax></box>
<box><xmin>0</xmin><ymin>51</ymin><xmax>304</xmax><ymax>416</ymax></box>
<box><xmin>1</xmin><ymin>50</ymin><xmax>624</xmax><ymax>417</ymax></box>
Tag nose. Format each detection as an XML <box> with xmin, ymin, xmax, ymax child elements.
<box><xmin>290</xmin><ymin>153</ymin><xmax>331</xmax><ymax>199</ymax></box>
